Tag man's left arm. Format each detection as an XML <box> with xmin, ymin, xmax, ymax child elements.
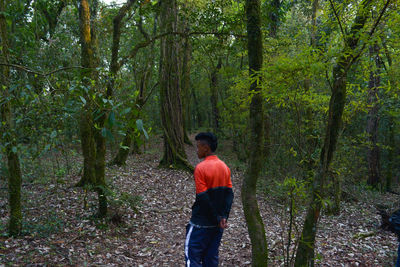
<box><xmin>219</xmin><ymin>188</ymin><xmax>234</xmax><ymax>229</ymax></box>
<box><xmin>222</xmin><ymin>188</ymin><xmax>234</xmax><ymax>219</ymax></box>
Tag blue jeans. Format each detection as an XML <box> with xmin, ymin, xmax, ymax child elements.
<box><xmin>396</xmin><ymin>242</ymin><xmax>400</xmax><ymax>267</ymax></box>
<box><xmin>185</xmin><ymin>224</ymin><xmax>223</xmax><ymax>267</ymax></box>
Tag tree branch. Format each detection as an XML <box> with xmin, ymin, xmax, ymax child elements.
<box><xmin>0</xmin><ymin>63</ymin><xmax>88</xmax><ymax>76</ymax></box>
<box><xmin>351</xmin><ymin>0</ymin><xmax>391</xmax><ymax>65</ymax></box>
<box><xmin>328</xmin><ymin>0</ymin><xmax>346</xmax><ymax>39</ymax></box>
<box><xmin>368</xmin><ymin>0</ymin><xmax>391</xmax><ymax>37</ymax></box>
<box><xmin>118</xmin><ymin>30</ymin><xmax>245</xmax><ymax>69</ymax></box>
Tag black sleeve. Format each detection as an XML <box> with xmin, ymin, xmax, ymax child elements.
<box><xmin>222</xmin><ymin>188</ymin><xmax>234</xmax><ymax>219</ymax></box>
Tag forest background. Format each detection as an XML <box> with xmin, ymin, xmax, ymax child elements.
<box><xmin>0</xmin><ymin>0</ymin><xmax>399</xmax><ymax>266</ymax></box>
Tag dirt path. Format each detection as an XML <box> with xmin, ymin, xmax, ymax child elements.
<box><xmin>0</xmin><ymin>138</ymin><xmax>398</xmax><ymax>266</ymax></box>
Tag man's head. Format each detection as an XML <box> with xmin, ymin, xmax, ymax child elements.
<box><xmin>195</xmin><ymin>132</ymin><xmax>218</xmax><ymax>159</ymax></box>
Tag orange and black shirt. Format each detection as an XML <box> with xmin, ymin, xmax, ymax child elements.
<box><xmin>190</xmin><ymin>155</ymin><xmax>234</xmax><ymax>227</ymax></box>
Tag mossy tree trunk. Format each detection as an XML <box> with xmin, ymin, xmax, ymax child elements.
<box><xmin>76</xmin><ymin>0</ymin><xmax>107</xmax><ymax>217</ymax></box>
<box><xmin>159</xmin><ymin>0</ymin><xmax>192</xmax><ymax>171</ymax></box>
<box><xmin>366</xmin><ymin>44</ymin><xmax>381</xmax><ymax>189</ymax></box>
<box><xmin>294</xmin><ymin>0</ymin><xmax>383</xmax><ymax>265</ymax></box>
<box><xmin>0</xmin><ymin>0</ymin><xmax>22</xmax><ymax>236</ymax></box>
<box><xmin>242</xmin><ymin>0</ymin><xmax>268</xmax><ymax>266</ymax></box>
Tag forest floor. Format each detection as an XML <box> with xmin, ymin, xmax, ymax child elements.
<box><xmin>0</xmin><ymin>135</ymin><xmax>399</xmax><ymax>266</ymax></box>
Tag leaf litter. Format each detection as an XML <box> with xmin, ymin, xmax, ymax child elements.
<box><xmin>0</xmin><ymin>137</ymin><xmax>398</xmax><ymax>266</ymax></box>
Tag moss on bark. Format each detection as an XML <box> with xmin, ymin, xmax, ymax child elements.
<box><xmin>0</xmin><ymin>0</ymin><xmax>22</xmax><ymax>237</ymax></box>
<box><xmin>242</xmin><ymin>0</ymin><xmax>268</xmax><ymax>265</ymax></box>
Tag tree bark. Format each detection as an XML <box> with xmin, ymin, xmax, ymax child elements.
<box><xmin>158</xmin><ymin>0</ymin><xmax>192</xmax><ymax>171</ymax></box>
<box><xmin>210</xmin><ymin>58</ymin><xmax>222</xmax><ymax>134</ymax></box>
<box><xmin>268</xmin><ymin>0</ymin><xmax>280</xmax><ymax>38</ymax></box>
<box><xmin>294</xmin><ymin>1</ymin><xmax>376</xmax><ymax>265</ymax></box>
<box><xmin>76</xmin><ymin>0</ymin><xmax>107</xmax><ymax>217</ymax></box>
<box><xmin>366</xmin><ymin>44</ymin><xmax>381</xmax><ymax>188</ymax></box>
<box><xmin>76</xmin><ymin>0</ymin><xmax>96</xmax><ymax>187</ymax></box>
<box><xmin>0</xmin><ymin>0</ymin><xmax>23</xmax><ymax>237</ymax></box>
<box><xmin>181</xmin><ymin>11</ymin><xmax>192</xmax><ymax>145</ymax></box>
<box><xmin>242</xmin><ymin>0</ymin><xmax>268</xmax><ymax>265</ymax></box>
<box><xmin>386</xmin><ymin>116</ymin><xmax>394</xmax><ymax>191</ymax></box>
<box><xmin>192</xmin><ymin>88</ymin><xmax>203</xmax><ymax>128</ymax></box>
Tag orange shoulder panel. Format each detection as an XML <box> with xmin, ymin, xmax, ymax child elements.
<box><xmin>194</xmin><ymin>157</ymin><xmax>232</xmax><ymax>194</ymax></box>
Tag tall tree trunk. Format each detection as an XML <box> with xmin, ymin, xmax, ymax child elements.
<box><xmin>159</xmin><ymin>0</ymin><xmax>192</xmax><ymax>171</ymax></box>
<box><xmin>106</xmin><ymin>0</ymin><xmax>138</xmax><ymax>168</ymax></box>
<box><xmin>386</xmin><ymin>116</ymin><xmax>394</xmax><ymax>191</ymax></box>
<box><xmin>0</xmin><ymin>0</ymin><xmax>22</xmax><ymax>236</ymax></box>
<box><xmin>366</xmin><ymin>44</ymin><xmax>381</xmax><ymax>189</ymax></box>
<box><xmin>181</xmin><ymin>12</ymin><xmax>192</xmax><ymax>145</ymax></box>
<box><xmin>242</xmin><ymin>0</ymin><xmax>268</xmax><ymax>265</ymax></box>
<box><xmin>76</xmin><ymin>0</ymin><xmax>96</xmax><ymax>187</ymax></box>
<box><xmin>294</xmin><ymin>1</ymin><xmax>377</xmax><ymax>265</ymax></box>
<box><xmin>192</xmin><ymin>88</ymin><xmax>203</xmax><ymax>128</ymax></box>
<box><xmin>91</xmin><ymin>0</ymin><xmax>107</xmax><ymax>217</ymax></box>
<box><xmin>76</xmin><ymin>0</ymin><xmax>107</xmax><ymax>217</ymax></box>
<box><xmin>210</xmin><ymin>58</ymin><xmax>222</xmax><ymax>134</ymax></box>
<box><xmin>268</xmin><ymin>0</ymin><xmax>280</xmax><ymax>38</ymax></box>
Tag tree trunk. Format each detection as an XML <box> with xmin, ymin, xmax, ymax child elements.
<box><xmin>192</xmin><ymin>88</ymin><xmax>203</xmax><ymax>128</ymax></box>
<box><xmin>108</xmin><ymin>0</ymin><xmax>138</xmax><ymax>167</ymax></box>
<box><xmin>210</xmin><ymin>58</ymin><xmax>222</xmax><ymax>134</ymax></box>
<box><xmin>180</xmin><ymin>5</ymin><xmax>192</xmax><ymax>145</ymax></box>
<box><xmin>268</xmin><ymin>0</ymin><xmax>280</xmax><ymax>38</ymax></box>
<box><xmin>294</xmin><ymin>1</ymin><xmax>375</xmax><ymax>265</ymax></box>
<box><xmin>0</xmin><ymin>0</ymin><xmax>22</xmax><ymax>237</ymax></box>
<box><xmin>386</xmin><ymin>116</ymin><xmax>394</xmax><ymax>191</ymax></box>
<box><xmin>76</xmin><ymin>0</ymin><xmax>96</xmax><ymax>187</ymax></box>
<box><xmin>366</xmin><ymin>44</ymin><xmax>381</xmax><ymax>189</ymax></box>
<box><xmin>76</xmin><ymin>0</ymin><xmax>107</xmax><ymax>217</ymax></box>
<box><xmin>158</xmin><ymin>0</ymin><xmax>192</xmax><ymax>171</ymax></box>
<box><xmin>242</xmin><ymin>0</ymin><xmax>268</xmax><ymax>266</ymax></box>
<box><xmin>383</xmin><ymin>41</ymin><xmax>394</xmax><ymax>192</ymax></box>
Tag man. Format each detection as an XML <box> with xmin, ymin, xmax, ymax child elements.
<box><xmin>185</xmin><ymin>132</ymin><xmax>234</xmax><ymax>267</ymax></box>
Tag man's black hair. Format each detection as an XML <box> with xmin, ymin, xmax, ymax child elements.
<box><xmin>195</xmin><ymin>132</ymin><xmax>218</xmax><ymax>152</ymax></box>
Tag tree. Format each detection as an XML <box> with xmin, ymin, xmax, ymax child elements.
<box><xmin>242</xmin><ymin>0</ymin><xmax>268</xmax><ymax>265</ymax></box>
<box><xmin>111</xmin><ymin>2</ymin><xmax>159</xmax><ymax>166</ymax></box>
<box><xmin>294</xmin><ymin>0</ymin><xmax>391</xmax><ymax>265</ymax></box>
<box><xmin>0</xmin><ymin>0</ymin><xmax>22</xmax><ymax>236</ymax></box>
<box><xmin>158</xmin><ymin>0</ymin><xmax>192</xmax><ymax>171</ymax></box>
<box><xmin>76</xmin><ymin>0</ymin><xmax>107</xmax><ymax>217</ymax></box>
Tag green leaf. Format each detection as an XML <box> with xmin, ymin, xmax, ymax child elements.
<box><xmin>120</xmin><ymin>145</ymin><xmax>130</xmax><ymax>150</ymax></box>
<box><xmin>142</xmin><ymin>128</ymin><xmax>149</xmax><ymax>140</ymax></box>
<box><xmin>136</xmin><ymin>119</ymin><xmax>144</xmax><ymax>131</ymax></box>
<box><xmin>79</xmin><ymin>96</ymin><xmax>86</xmax><ymax>105</ymax></box>
<box><xmin>11</xmin><ymin>146</ymin><xmax>17</xmax><ymax>153</ymax></box>
<box><xmin>108</xmin><ymin>111</ymin><xmax>115</xmax><ymax>128</ymax></box>
<box><xmin>120</xmin><ymin>107</ymin><xmax>131</xmax><ymax>116</ymax></box>
<box><xmin>101</xmin><ymin>128</ymin><xmax>114</xmax><ymax>141</ymax></box>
